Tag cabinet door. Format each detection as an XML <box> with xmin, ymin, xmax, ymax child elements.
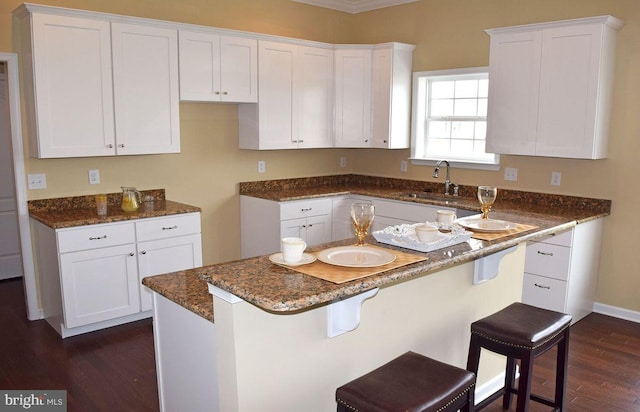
<box><xmin>280</xmin><ymin>218</ymin><xmax>305</xmax><ymax>239</ymax></box>
<box><xmin>485</xmin><ymin>30</ymin><xmax>541</xmax><ymax>155</ymax></box>
<box><xmin>334</xmin><ymin>48</ymin><xmax>372</xmax><ymax>148</ymax></box>
<box><xmin>178</xmin><ymin>30</ymin><xmax>221</xmax><ymax>102</ymax></box>
<box><xmin>111</xmin><ymin>23</ymin><xmax>180</xmax><ymax>155</ymax></box>
<box><xmin>256</xmin><ymin>41</ymin><xmax>296</xmax><ymax>149</ymax></box>
<box><xmin>535</xmin><ymin>24</ymin><xmax>603</xmax><ymax>158</ymax></box>
<box><xmin>297</xmin><ymin>46</ymin><xmax>334</xmax><ymax>148</ymax></box>
<box><xmin>137</xmin><ymin>234</ymin><xmax>203</xmax><ymax>312</ymax></box>
<box><xmin>59</xmin><ymin>244</ymin><xmax>139</xmax><ymax>328</ymax></box>
<box><xmin>304</xmin><ymin>215</ymin><xmax>332</xmax><ymax>246</ymax></box>
<box><xmin>30</xmin><ymin>13</ymin><xmax>115</xmax><ymax>158</ymax></box>
<box><xmin>220</xmin><ymin>36</ymin><xmax>258</xmax><ymax>103</ymax></box>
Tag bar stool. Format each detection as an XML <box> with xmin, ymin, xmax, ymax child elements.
<box><xmin>336</xmin><ymin>351</ymin><xmax>476</xmax><ymax>412</ymax></box>
<box><xmin>466</xmin><ymin>302</ymin><xmax>572</xmax><ymax>412</ymax></box>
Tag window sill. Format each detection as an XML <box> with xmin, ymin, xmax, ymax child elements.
<box><xmin>409</xmin><ymin>157</ymin><xmax>501</xmax><ymax>171</ymax></box>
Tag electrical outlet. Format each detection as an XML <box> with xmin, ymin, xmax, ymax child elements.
<box><xmin>28</xmin><ymin>173</ymin><xmax>47</xmax><ymax>190</ymax></box>
<box><xmin>339</xmin><ymin>157</ymin><xmax>347</xmax><ymax>168</ymax></box>
<box><xmin>400</xmin><ymin>160</ymin><xmax>408</xmax><ymax>173</ymax></box>
<box><xmin>504</xmin><ymin>167</ymin><xmax>518</xmax><ymax>182</ymax></box>
<box><xmin>551</xmin><ymin>171</ymin><xmax>562</xmax><ymax>186</ymax></box>
<box><xmin>257</xmin><ymin>160</ymin><xmax>266</xmax><ymax>173</ymax></box>
<box><xmin>88</xmin><ymin>169</ymin><xmax>100</xmax><ymax>185</ymax></box>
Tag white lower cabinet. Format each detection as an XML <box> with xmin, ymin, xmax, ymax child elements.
<box><xmin>33</xmin><ymin>212</ymin><xmax>201</xmax><ymax>338</ymax></box>
<box><xmin>240</xmin><ymin>196</ymin><xmax>332</xmax><ymax>258</ymax></box>
<box><xmin>521</xmin><ymin>218</ymin><xmax>604</xmax><ymax>323</ymax></box>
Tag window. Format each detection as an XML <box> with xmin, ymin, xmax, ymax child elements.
<box><xmin>411</xmin><ymin>67</ymin><xmax>499</xmax><ymax>168</ymax></box>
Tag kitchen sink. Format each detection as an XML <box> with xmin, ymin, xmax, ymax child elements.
<box><xmin>397</xmin><ymin>192</ymin><xmax>459</xmax><ymax>204</ymax></box>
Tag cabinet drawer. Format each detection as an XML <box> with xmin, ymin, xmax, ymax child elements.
<box><xmin>525</xmin><ymin>242</ymin><xmax>571</xmax><ymax>280</ymax></box>
<box><xmin>136</xmin><ymin>213</ymin><xmax>201</xmax><ymax>242</ymax></box>
<box><xmin>522</xmin><ymin>273</ymin><xmax>568</xmax><ymax>313</ymax></box>
<box><xmin>280</xmin><ymin>199</ymin><xmax>332</xmax><ymax>220</ymax></box>
<box><xmin>530</xmin><ymin>229</ymin><xmax>573</xmax><ymax>247</ymax></box>
<box><xmin>57</xmin><ymin>222</ymin><xmax>135</xmax><ymax>253</ymax></box>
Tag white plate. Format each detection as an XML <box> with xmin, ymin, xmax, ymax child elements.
<box><xmin>456</xmin><ymin>217</ymin><xmax>518</xmax><ymax>233</ymax></box>
<box><xmin>316</xmin><ymin>246</ymin><xmax>396</xmax><ymax>268</ymax></box>
<box><xmin>269</xmin><ymin>252</ymin><xmax>316</xmax><ymax>266</ymax></box>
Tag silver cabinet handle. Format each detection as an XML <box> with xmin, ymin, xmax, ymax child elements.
<box><xmin>534</xmin><ymin>283</ymin><xmax>551</xmax><ymax>289</ymax></box>
<box><xmin>301</xmin><ymin>208</ymin><xmax>312</xmax><ymax>212</ymax></box>
<box><xmin>537</xmin><ymin>251</ymin><xmax>554</xmax><ymax>256</ymax></box>
<box><xmin>223</xmin><ymin>91</ymin><xmax>228</xmax><ymax>95</ymax></box>
<box><xmin>140</xmin><ymin>250</ymin><xmax>147</xmax><ymax>255</ymax></box>
<box><xmin>118</xmin><ymin>144</ymin><xmax>125</xmax><ymax>148</ymax></box>
<box><xmin>162</xmin><ymin>225</ymin><xmax>178</xmax><ymax>230</ymax></box>
<box><xmin>129</xmin><ymin>252</ymin><xmax>135</xmax><ymax>257</ymax></box>
<box><xmin>107</xmin><ymin>144</ymin><xmax>113</xmax><ymax>148</ymax></box>
<box><xmin>89</xmin><ymin>235</ymin><xmax>107</xmax><ymax>240</ymax></box>
<box><xmin>215</xmin><ymin>91</ymin><xmax>220</xmax><ymax>95</ymax></box>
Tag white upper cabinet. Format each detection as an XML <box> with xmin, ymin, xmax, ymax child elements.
<box><xmin>334</xmin><ymin>47</ymin><xmax>372</xmax><ymax>148</ymax></box>
<box><xmin>485</xmin><ymin>16</ymin><xmax>623</xmax><ymax>159</ymax></box>
<box><xmin>178</xmin><ymin>31</ymin><xmax>257</xmax><ymax>102</ymax></box>
<box><xmin>25</xmin><ymin>13</ymin><xmax>116</xmax><ymax>158</ymax></box>
<box><xmin>371</xmin><ymin>43</ymin><xmax>415</xmax><ymax>149</ymax></box>
<box><xmin>111</xmin><ymin>23</ymin><xmax>180</xmax><ymax>155</ymax></box>
<box><xmin>239</xmin><ymin>40</ymin><xmax>334</xmax><ymax>149</ymax></box>
<box><xmin>17</xmin><ymin>5</ymin><xmax>181</xmax><ymax>158</ymax></box>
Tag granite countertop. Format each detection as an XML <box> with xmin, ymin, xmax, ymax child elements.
<box><xmin>28</xmin><ymin>189</ymin><xmax>201</xmax><ymax>229</ymax></box>
<box><xmin>143</xmin><ymin>175</ymin><xmax>611</xmax><ymax>320</ymax></box>
<box><xmin>142</xmin><ymin>270</ymin><xmax>214</xmax><ymax>322</ymax></box>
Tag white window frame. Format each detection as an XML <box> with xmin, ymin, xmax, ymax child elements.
<box><xmin>410</xmin><ymin>67</ymin><xmax>500</xmax><ymax>170</ymax></box>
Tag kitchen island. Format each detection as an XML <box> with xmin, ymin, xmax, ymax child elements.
<box><xmin>144</xmin><ymin>176</ymin><xmax>609</xmax><ymax>411</ymax></box>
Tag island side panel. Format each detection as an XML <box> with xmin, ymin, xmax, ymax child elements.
<box><xmin>212</xmin><ymin>243</ymin><xmax>526</xmax><ymax>411</ymax></box>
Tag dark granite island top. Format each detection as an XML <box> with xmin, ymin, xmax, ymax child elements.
<box><xmin>197</xmin><ymin>209</ymin><xmax>582</xmax><ymax>313</ymax></box>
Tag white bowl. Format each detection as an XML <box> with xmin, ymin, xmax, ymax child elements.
<box><xmin>415</xmin><ymin>224</ymin><xmax>439</xmax><ymax>242</ymax></box>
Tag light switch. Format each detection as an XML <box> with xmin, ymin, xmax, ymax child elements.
<box><xmin>257</xmin><ymin>160</ymin><xmax>266</xmax><ymax>173</ymax></box>
<box><xmin>28</xmin><ymin>173</ymin><xmax>47</xmax><ymax>190</ymax></box>
<box><xmin>88</xmin><ymin>169</ymin><xmax>100</xmax><ymax>185</ymax></box>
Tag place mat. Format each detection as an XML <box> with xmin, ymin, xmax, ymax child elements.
<box><xmin>275</xmin><ymin>245</ymin><xmax>427</xmax><ymax>284</ymax></box>
<box><xmin>470</xmin><ymin>223</ymin><xmax>538</xmax><ymax>241</ymax></box>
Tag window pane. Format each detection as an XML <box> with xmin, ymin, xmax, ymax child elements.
<box><xmin>451</xmin><ymin>121</ymin><xmax>474</xmax><ymax>139</ymax></box>
<box><xmin>451</xmin><ymin>139</ymin><xmax>474</xmax><ymax>154</ymax></box>
<box><xmin>430</xmin><ymin>99</ymin><xmax>453</xmax><ymax>116</ymax></box>
<box><xmin>454</xmin><ymin>80</ymin><xmax>478</xmax><ymax>98</ymax></box>
<box><xmin>427</xmin><ymin>121</ymin><xmax>451</xmax><ymax>138</ymax></box>
<box><xmin>477</xmin><ymin>98</ymin><xmax>488</xmax><ymax>117</ymax></box>
<box><xmin>454</xmin><ymin>99</ymin><xmax>478</xmax><ymax>116</ymax></box>
<box><xmin>478</xmin><ymin>79</ymin><xmax>488</xmax><ymax>98</ymax></box>
<box><xmin>431</xmin><ymin>81</ymin><xmax>454</xmax><ymax>99</ymax></box>
<box><xmin>475</xmin><ymin>121</ymin><xmax>486</xmax><ymax>139</ymax></box>
<box><xmin>427</xmin><ymin>138</ymin><xmax>450</xmax><ymax>154</ymax></box>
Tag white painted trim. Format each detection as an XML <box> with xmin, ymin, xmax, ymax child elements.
<box><xmin>593</xmin><ymin>302</ymin><xmax>640</xmax><ymax>324</ymax></box>
<box><xmin>474</xmin><ymin>371</ymin><xmax>507</xmax><ymax>404</ymax></box>
<box><xmin>0</xmin><ymin>53</ymin><xmax>41</xmax><ymax>321</ymax></box>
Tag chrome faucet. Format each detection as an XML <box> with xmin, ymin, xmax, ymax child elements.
<box><xmin>433</xmin><ymin>160</ymin><xmax>455</xmax><ymax>196</ymax></box>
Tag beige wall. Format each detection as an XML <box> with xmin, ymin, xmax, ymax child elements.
<box><xmin>1</xmin><ymin>0</ymin><xmax>638</xmax><ymax>312</ymax></box>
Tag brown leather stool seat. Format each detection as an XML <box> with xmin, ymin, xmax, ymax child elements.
<box><xmin>466</xmin><ymin>302</ymin><xmax>572</xmax><ymax>412</ymax></box>
<box><xmin>336</xmin><ymin>351</ymin><xmax>476</xmax><ymax>412</ymax></box>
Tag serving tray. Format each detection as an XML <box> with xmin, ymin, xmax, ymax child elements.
<box><xmin>373</xmin><ymin>223</ymin><xmax>472</xmax><ymax>253</ymax></box>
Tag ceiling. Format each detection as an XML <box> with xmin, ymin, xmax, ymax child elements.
<box><xmin>291</xmin><ymin>0</ymin><xmax>419</xmax><ymax>14</ymax></box>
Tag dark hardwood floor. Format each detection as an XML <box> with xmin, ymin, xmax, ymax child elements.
<box><xmin>2</xmin><ymin>277</ymin><xmax>640</xmax><ymax>411</ymax></box>
<box><xmin>0</xmin><ymin>278</ymin><xmax>158</xmax><ymax>412</ymax></box>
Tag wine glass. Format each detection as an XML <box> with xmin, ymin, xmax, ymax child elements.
<box><xmin>351</xmin><ymin>202</ymin><xmax>375</xmax><ymax>246</ymax></box>
<box><xmin>477</xmin><ymin>186</ymin><xmax>497</xmax><ymax>219</ymax></box>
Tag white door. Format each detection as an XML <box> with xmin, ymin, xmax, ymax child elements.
<box><xmin>0</xmin><ymin>62</ymin><xmax>21</xmax><ymax>280</ymax></box>
<box><xmin>137</xmin><ymin>234</ymin><xmax>203</xmax><ymax>311</ymax></box>
<box><xmin>297</xmin><ymin>46</ymin><xmax>334</xmax><ymax>148</ymax></box>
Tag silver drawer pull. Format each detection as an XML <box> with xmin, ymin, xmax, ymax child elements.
<box><xmin>534</xmin><ymin>283</ymin><xmax>551</xmax><ymax>289</ymax></box>
<box><xmin>141</xmin><ymin>250</ymin><xmax>147</xmax><ymax>255</ymax></box>
<box><xmin>537</xmin><ymin>251</ymin><xmax>554</xmax><ymax>256</ymax></box>
<box><xmin>129</xmin><ymin>252</ymin><xmax>135</xmax><ymax>257</ymax></box>
<box><xmin>162</xmin><ymin>225</ymin><xmax>178</xmax><ymax>230</ymax></box>
<box><xmin>301</xmin><ymin>208</ymin><xmax>312</xmax><ymax>212</ymax></box>
<box><xmin>89</xmin><ymin>235</ymin><xmax>107</xmax><ymax>240</ymax></box>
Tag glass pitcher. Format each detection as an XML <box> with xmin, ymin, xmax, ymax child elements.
<box><xmin>121</xmin><ymin>187</ymin><xmax>141</xmax><ymax>212</ymax></box>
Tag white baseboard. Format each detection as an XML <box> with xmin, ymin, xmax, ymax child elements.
<box><xmin>593</xmin><ymin>302</ymin><xmax>640</xmax><ymax>323</ymax></box>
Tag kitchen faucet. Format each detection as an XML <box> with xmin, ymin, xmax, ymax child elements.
<box><xmin>433</xmin><ymin>160</ymin><xmax>457</xmax><ymax>196</ymax></box>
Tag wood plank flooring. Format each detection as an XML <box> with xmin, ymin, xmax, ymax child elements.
<box><xmin>2</xmin><ymin>277</ymin><xmax>640</xmax><ymax>411</ymax></box>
